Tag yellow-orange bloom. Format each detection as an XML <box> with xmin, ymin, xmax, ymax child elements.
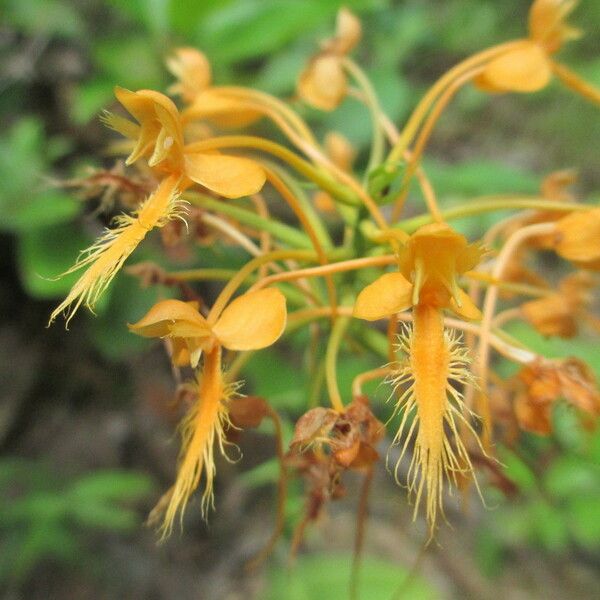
<box><xmin>49</xmin><ymin>175</ymin><xmax>184</xmax><ymax>325</ymax></box>
<box><xmin>475</xmin><ymin>0</ymin><xmax>582</xmax><ymax>94</ymax></box>
<box><xmin>553</xmin><ymin>207</ymin><xmax>600</xmax><ymax>271</ymax></box>
<box><xmin>354</xmin><ymin>224</ymin><xmax>485</xmax><ymax>535</ymax></box>
<box><xmin>521</xmin><ymin>272</ymin><xmax>596</xmax><ymax>338</ymax></box>
<box><xmin>298</xmin><ymin>8</ymin><xmax>362</xmax><ymax>110</ymax></box>
<box><xmin>166</xmin><ymin>47</ymin><xmax>212</xmax><ymax>104</ymax></box>
<box><xmin>354</xmin><ymin>223</ymin><xmax>483</xmax><ymax>321</ymax></box>
<box><xmin>107</xmin><ymin>87</ymin><xmax>266</xmax><ymax>198</ymax></box>
<box><xmin>130</xmin><ymin>288</ymin><xmax>287</xmax><ymax>535</ymax></box>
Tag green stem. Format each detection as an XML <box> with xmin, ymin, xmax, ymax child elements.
<box><xmin>342</xmin><ymin>58</ymin><xmax>386</xmax><ymax>177</ymax></box>
<box><xmin>264</xmin><ymin>161</ymin><xmax>333</xmax><ymax>250</ymax></box>
<box><xmin>184</xmin><ymin>136</ymin><xmax>359</xmax><ymax>207</ymax></box>
<box><xmin>361</xmin><ymin>197</ymin><xmax>593</xmax><ymax>239</ymax></box>
<box><xmin>184</xmin><ymin>191</ymin><xmax>312</xmax><ymax>249</ymax></box>
<box><xmin>325</xmin><ymin>316</ymin><xmax>351</xmax><ymax>412</ymax></box>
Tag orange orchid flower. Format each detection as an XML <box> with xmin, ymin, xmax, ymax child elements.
<box><xmin>298</xmin><ymin>8</ymin><xmax>362</xmax><ymax>110</ymax></box>
<box><xmin>552</xmin><ymin>207</ymin><xmax>600</xmax><ymax>271</ymax></box>
<box><xmin>521</xmin><ymin>272</ymin><xmax>598</xmax><ymax>338</ymax></box>
<box><xmin>166</xmin><ymin>47</ymin><xmax>262</xmax><ymax>128</ymax></box>
<box><xmin>353</xmin><ymin>224</ymin><xmax>485</xmax><ymax>534</ymax></box>
<box><xmin>51</xmin><ymin>88</ymin><xmax>267</xmax><ymax>325</ymax></box>
<box><xmin>129</xmin><ymin>288</ymin><xmax>287</xmax><ymax>536</ymax></box>
<box><xmin>475</xmin><ymin>0</ymin><xmax>596</xmax><ymax>100</ymax></box>
<box><xmin>107</xmin><ymin>87</ymin><xmax>266</xmax><ymax>199</ymax></box>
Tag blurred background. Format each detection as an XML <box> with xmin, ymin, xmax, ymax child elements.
<box><xmin>1</xmin><ymin>0</ymin><xmax>599</xmax><ymax>598</ymax></box>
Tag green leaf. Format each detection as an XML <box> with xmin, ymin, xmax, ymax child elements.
<box><xmin>94</xmin><ymin>37</ymin><xmax>165</xmax><ymax>91</ymax></box>
<box><xmin>245</xmin><ymin>349</ymin><xmax>310</xmax><ymax>411</ymax></box>
<box><xmin>70</xmin><ymin>502</ymin><xmax>139</xmax><ymax>532</ymax></box>
<box><xmin>69</xmin><ymin>471</ymin><xmax>154</xmax><ymax>502</ymax></box>
<box><xmin>544</xmin><ymin>457</ymin><xmax>599</xmax><ymax>500</ymax></box>
<box><xmin>567</xmin><ymin>496</ymin><xmax>600</xmax><ymax>548</ymax></box>
<box><xmin>87</xmin><ymin>271</ymin><xmax>175</xmax><ymax>361</ymax></box>
<box><xmin>17</xmin><ymin>223</ymin><xmax>96</xmax><ymax>299</ymax></box>
<box><xmin>267</xmin><ymin>554</ymin><xmax>437</xmax><ymax>600</ymax></box>
<box><xmin>424</xmin><ymin>158</ymin><xmax>539</xmax><ymax>199</ymax></box>
<box><xmin>498</xmin><ymin>448</ymin><xmax>537</xmax><ymax>492</ymax></box>
<box><xmin>0</xmin><ymin>119</ymin><xmax>78</xmax><ymax>233</ymax></box>
<box><xmin>4</xmin><ymin>0</ymin><xmax>85</xmax><ymax>39</ymax></box>
<box><xmin>200</xmin><ymin>0</ymin><xmax>334</xmax><ymax>64</ymax></box>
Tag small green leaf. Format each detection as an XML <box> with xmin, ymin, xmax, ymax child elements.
<box><xmin>17</xmin><ymin>223</ymin><xmax>96</xmax><ymax>299</ymax></box>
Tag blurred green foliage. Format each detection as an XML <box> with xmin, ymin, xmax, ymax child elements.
<box><xmin>1</xmin><ymin>0</ymin><xmax>600</xmax><ymax>594</ymax></box>
<box><xmin>0</xmin><ymin>458</ymin><xmax>153</xmax><ymax>585</ymax></box>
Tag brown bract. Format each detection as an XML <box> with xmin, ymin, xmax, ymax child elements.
<box><xmin>290</xmin><ymin>395</ymin><xmax>385</xmax><ymax>471</ymax></box>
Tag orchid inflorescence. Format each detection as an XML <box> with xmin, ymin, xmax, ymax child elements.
<box><xmin>50</xmin><ymin>0</ymin><xmax>600</xmax><ymax>555</ymax></box>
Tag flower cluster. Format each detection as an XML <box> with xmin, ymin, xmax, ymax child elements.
<box><xmin>51</xmin><ymin>0</ymin><xmax>599</xmax><ymax>556</ymax></box>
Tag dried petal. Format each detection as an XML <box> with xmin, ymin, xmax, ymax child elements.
<box><xmin>290</xmin><ymin>407</ymin><xmax>339</xmax><ymax>448</ymax></box>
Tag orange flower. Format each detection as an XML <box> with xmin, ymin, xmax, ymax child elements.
<box><xmin>166</xmin><ymin>47</ymin><xmax>262</xmax><ymax>128</ymax></box>
<box><xmin>107</xmin><ymin>87</ymin><xmax>266</xmax><ymax>198</ymax></box>
<box><xmin>521</xmin><ymin>272</ymin><xmax>597</xmax><ymax>338</ymax></box>
<box><xmin>553</xmin><ymin>207</ymin><xmax>600</xmax><ymax>271</ymax></box>
<box><xmin>298</xmin><ymin>8</ymin><xmax>362</xmax><ymax>110</ymax></box>
<box><xmin>354</xmin><ymin>224</ymin><xmax>485</xmax><ymax>534</ymax></box>
<box><xmin>514</xmin><ymin>357</ymin><xmax>600</xmax><ymax>434</ymax></box>
<box><xmin>166</xmin><ymin>47</ymin><xmax>212</xmax><ymax>104</ymax></box>
<box><xmin>475</xmin><ymin>0</ymin><xmax>582</xmax><ymax>94</ymax></box>
<box><xmin>354</xmin><ymin>223</ymin><xmax>483</xmax><ymax>321</ymax></box>
<box><xmin>129</xmin><ymin>288</ymin><xmax>287</xmax><ymax>535</ymax></box>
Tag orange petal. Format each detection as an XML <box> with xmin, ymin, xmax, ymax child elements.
<box><xmin>449</xmin><ymin>290</ymin><xmax>482</xmax><ymax>321</ymax></box>
<box><xmin>555</xmin><ymin>208</ymin><xmax>600</xmax><ymax>270</ymax></box>
<box><xmin>353</xmin><ymin>272</ymin><xmax>413</xmax><ymax>321</ymax></box>
<box><xmin>213</xmin><ymin>288</ymin><xmax>287</xmax><ymax>350</ymax></box>
<box><xmin>474</xmin><ymin>43</ymin><xmax>552</xmax><ymax>93</ymax></box>
<box><xmin>187</xmin><ymin>90</ymin><xmax>263</xmax><ymax>128</ymax></box>
<box><xmin>332</xmin><ymin>7</ymin><xmax>362</xmax><ymax>54</ymax></box>
<box><xmin>166</xmin><ymin>47</ymin><xmax>212</xmax><ymax>103</ymax></box>
<box><xmin>128</xmin><ymin>299</ymin><xmax>210</xmax><ymax>338</ymax></box>
<box><xmin>529</xmin><ymin>0</ymin><xmax>581</xmax><ymax>54</ymax></box>
<box><xmin>184</xmin><ymin>152</ymin><xmax>266</xmax><ymax>198</ymax></box>
<box><xmin>298</xmin><ymin>55</ymin><xmax>347</xmax><ymax>111</ymax></box>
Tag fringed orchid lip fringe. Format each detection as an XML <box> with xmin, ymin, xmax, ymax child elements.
<box><xmin>48</xmin><ymin>175</ymin><xmax>186</xmax><ymax>327</ymax></box>
<box><xmin>387</xmin><ymin>306</ymin><xmax>483</xmax><ymax>538</ymax></box>
<box><xmin>158</xmin><ymin>347</ymin><xmax>236</xmax><ymax>540</ymax></box>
